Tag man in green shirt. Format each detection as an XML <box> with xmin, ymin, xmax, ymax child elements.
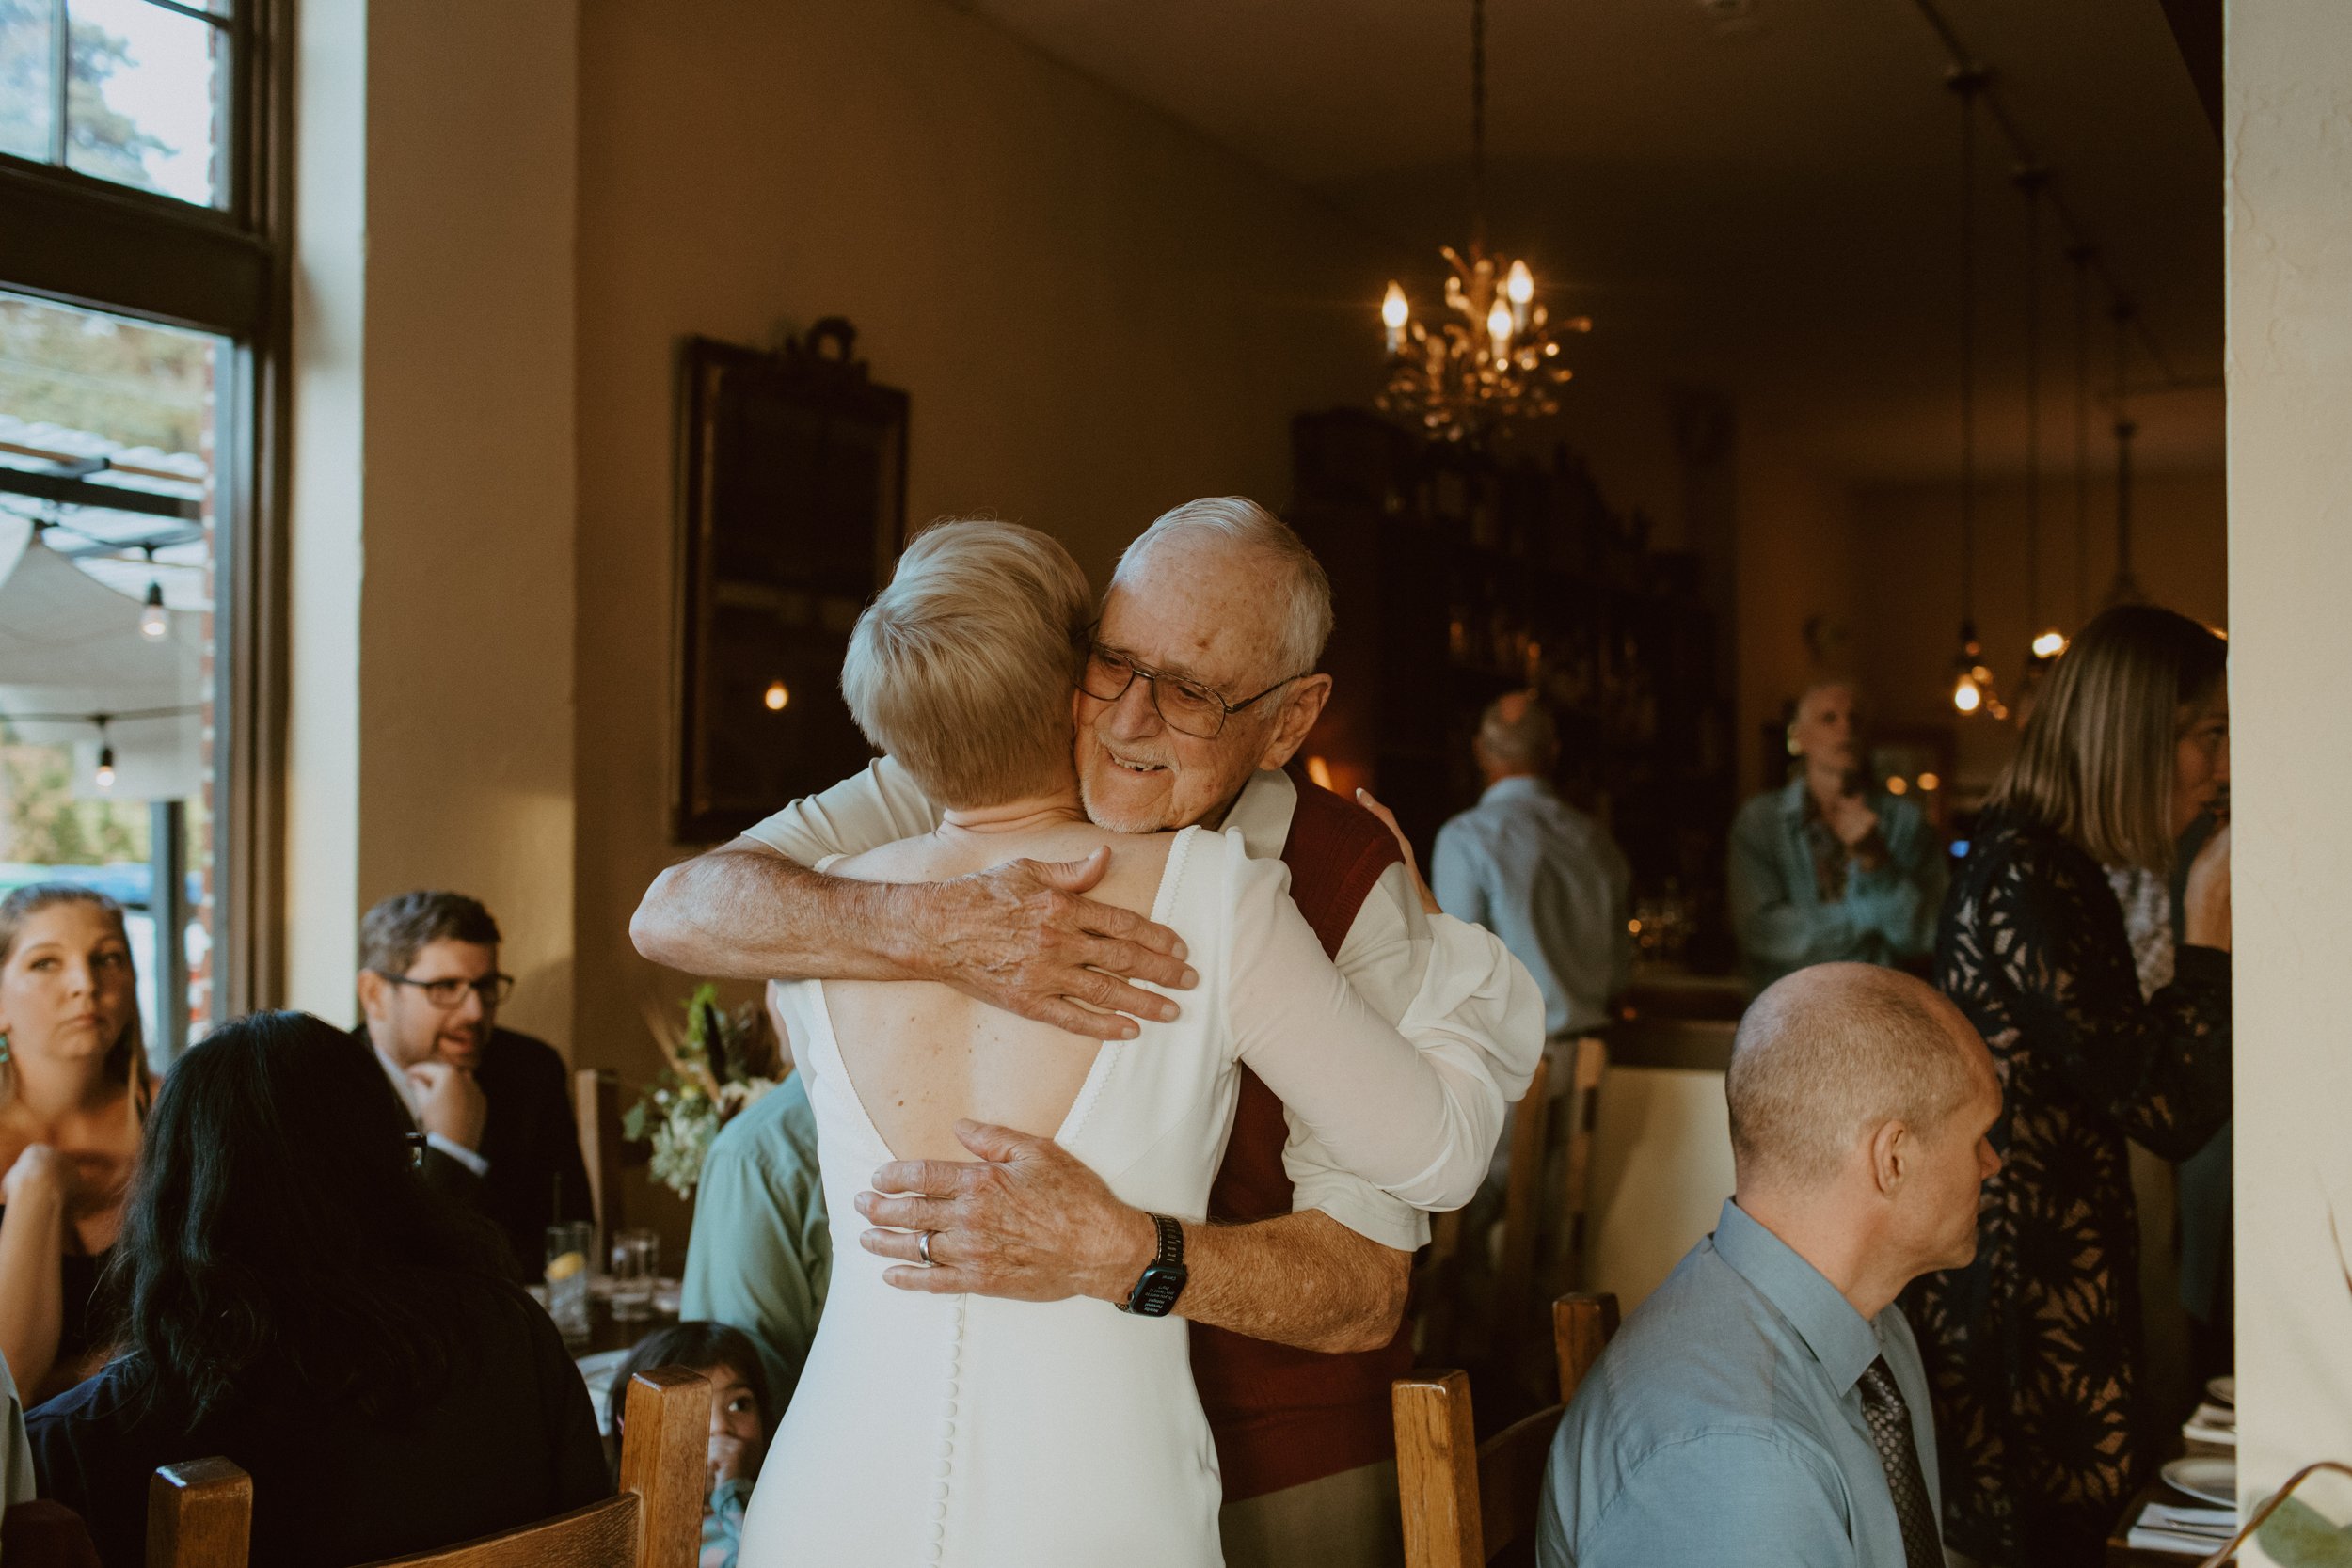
<box><xmin>680</xmin><ymin>1031</ymin><xmax>831</xmax><ymax>1411</ymax></box>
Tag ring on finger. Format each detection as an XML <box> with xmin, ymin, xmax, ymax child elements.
<box><xmin>917</xmin><ymin>1230</ymin><xmax>935</xmax><ymax>1267</ymax></box>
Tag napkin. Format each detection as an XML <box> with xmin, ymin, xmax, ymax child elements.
<box><xmin>2129</xmin><ymin>1501</ymin><xmax>2239</xmax><ymax>1557</ymax></box>
<box><xmin>2184</xmin><ymin>1401</ymin><xmax>2239</xmax><ymax>1447</ymax></box>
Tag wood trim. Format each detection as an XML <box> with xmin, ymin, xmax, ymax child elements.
<box><xmin>618</xmin><ymin>1368</ymin><xmax>716</xmax><ymax>1568</ymax></box>
<box><xmin>145</xmin><ymin>1457</ymin><xmax>251</xmax><ymax>1568</ymax></box>
<box><xmin>0</xmin><ymin>166</ymin><xmax>268</xmax><ymax>338</ymax></box>
<box><xmin>1393</xmin><ymin>1370</ymin><xmax>1482</xmax><ymax>1568</ymax></box>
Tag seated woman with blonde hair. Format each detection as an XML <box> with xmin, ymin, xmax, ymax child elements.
<box><xmin>738</xmin><ymin>520</ymin><xmax>1538</xmax><ymax>1567</ymax></box>
<box><xmin>0</xmin><ymin>883</ymin><xmax>150</xmax><ymax>1403</ymax></box>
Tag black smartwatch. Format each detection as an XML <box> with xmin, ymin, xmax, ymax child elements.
<box><xmin>1119</xmin><ymin>1213</ymin><xmax>1188</xmax><ymax>1317</ymax></box>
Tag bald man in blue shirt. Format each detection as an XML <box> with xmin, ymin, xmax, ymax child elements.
<box><xmin>1539</xmin><ymin>964</ymin><xmax>2000</xmax><ymax>1568</ymax></box>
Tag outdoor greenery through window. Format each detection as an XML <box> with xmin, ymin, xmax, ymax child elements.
<box><xmin>0</xmin><ymin>286</ymin><xmax>222</xmax><ymax>1059</ymax></box>
<box><xmin>0</xmin><ymin>0</ymin><xmax>231</xmax><ymax>208</ymax></box>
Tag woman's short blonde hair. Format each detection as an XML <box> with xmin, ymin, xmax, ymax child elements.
<box><xmin>841</xmin><ymin>519</ymin><xmax>1093</xmax><ymax>809</ymax></box>
<box><xmin>1989</xmin><ymin>603</ymin><xmax>2226</xmax><ymax>871</ymax></box>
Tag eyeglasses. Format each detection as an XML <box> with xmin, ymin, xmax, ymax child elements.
<box><xmin>379</xmin><ymin>971</ymin><xmax>515</xmax><ymax>1009</ymax></box>
<box><xmin>1080</xmin><ymin>643</ymin><xmax>1311</xmax><ymax>739</ymax></box>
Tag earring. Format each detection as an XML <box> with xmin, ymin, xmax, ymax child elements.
<box><xmin>0</xmin><ymin>1032</ymin><xmax>11</xmax><ymax>1065</ymax></box>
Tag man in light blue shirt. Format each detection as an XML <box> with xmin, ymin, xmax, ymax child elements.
<box><xmin>1539</xmin><ymin>962</ymin><xmax>2001</xmax><ymax>1567</ymax></box>
<box><xmin>1729</xmin><ymin>681</ymin><xmax>1945</xmax><ymax>993</ymax></box>
<box><xmin>1432</xmin><ymin>692</ymin><xmax>1631</xmax><ymax>1037</ymax></box>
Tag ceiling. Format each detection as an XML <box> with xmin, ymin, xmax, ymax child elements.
<box><xmin>965</xmin><ymin>0</ymin><xmax>2223</xmax><ymax>483</ymax></box>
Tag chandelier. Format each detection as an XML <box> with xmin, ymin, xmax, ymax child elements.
<box><xmin>1376</xmin><ymin>0</ymin><xmax>1587</xmax><ymax>440</ymax></box>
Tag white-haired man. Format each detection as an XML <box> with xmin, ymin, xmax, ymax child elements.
<box><xmin>1536</xmin><ymin>962</ymin><xmax>1999</xmax><ymax>1567</ymax></box>
<box><xmin>635</xmin><ymin>498</ymin><xmax>1541</xmax><ymax>1566</ymax></box>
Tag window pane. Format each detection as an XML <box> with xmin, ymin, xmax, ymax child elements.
<box><xmin>64</xmin><ymin>0</ymin><xmax>226</xmax><ymax>206</ymax></box>
<box><xmin>0</xmin><ymin>0</ymin><xmax>59</xmax><ymax>163</ymax></box>
<box><xmin>0</xmin><ymin>289</ymin><xmax>227</xmax><ymax>1057</ymax></box>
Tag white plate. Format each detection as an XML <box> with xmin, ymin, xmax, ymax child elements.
<box><xmin>2207</xmin><ymin>1374</ymin><xmax>2236</xmax><ymax>1406</ymax></box>
<box><xmin>2163</xmin><ymin>1456</ymin><xmax>2238</xmax><ymax>1508</ymax></box>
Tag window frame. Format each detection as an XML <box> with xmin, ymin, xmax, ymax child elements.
<box><xmin>0</xmin><ymin>0</ymin><xmax>292</xmax><ymax>1020</ymax></box>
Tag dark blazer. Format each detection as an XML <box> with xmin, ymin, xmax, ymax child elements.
<box><xmin>351</xmin><ymin>1024</ymin><xmax>596</xmax><ymax>1277</ymax></box>
<box><xmin>28</xmin><ymin>1275</ymin><xmax>609</xmax><ymax>1568</ymax></box>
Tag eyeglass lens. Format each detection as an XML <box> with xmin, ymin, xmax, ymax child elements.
<box><xmin>1081</xmin><ymin>650</ymin><xmax>1231</xmax><ymax>738</ymax></box>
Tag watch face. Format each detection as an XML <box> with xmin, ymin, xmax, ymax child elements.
<box><xmin>1128</xmin><ymin>1264</ymin><xmax>1188</xmax><ymax>1318</ymax></box>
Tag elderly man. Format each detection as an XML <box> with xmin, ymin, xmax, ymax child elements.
<box><xmin>1728</xmin><ymin>681</ymin><xmax>1945</xmax><ymax>992</ymax></box>
<box><xmin>1537</xmin><ymin>963</ymin><xmax>2000</xmax><ymax>1567</ymax></box>
<box><xmin>634</xmin><ymin>497</ymin><xmax>1540</xmax><ymax>1567</ymax></box>
<box><xmin>1432</xmin><ymin>692</ymin><xmax>1631</xmax><ymax>1038</ymax></box>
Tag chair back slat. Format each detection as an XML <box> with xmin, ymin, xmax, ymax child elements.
<box><xmin>1492</xmin><ymin>1052</ymin><xmax>1551</xmax><ymax>1372</ymax></box>
<box><xmin>1393</xmin><ymin>1370</ymin><xmax>1483</xmax><ymax>1568</ymax></box>
<box><xmin>1552</xmin><ymin>1291</ymin><xmax>1619</xmax><ymax>1407</ymax></box>
<box><xmin>146</xmin><ymin>1459</ymin><xmax>250</xmax><ymax>1568</ymax></box>
<box><xmin>358</xmin><ymin>1498</ymin><xmax>638</xmax><ymax>1568</ymax></box>
<box><xmin>616</xmin><ymin>1366</ymin><xmax>714</xmax><ymax>1568</ymax></box>
<box><xmin>1473</xmin><ymin>1406</ymin><xmax>1566</xmax><ymax>1560</ymax></box>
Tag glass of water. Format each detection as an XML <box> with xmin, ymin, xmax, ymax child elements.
<box><xmin>544</xmin><ymin>1220</ymin><xmax>595</xmax><ymax>1344</ymax></box>
<box><xmin>610</xmin><ymin>1227</ymin><xmax>660</xmax><ymax>1322</ymax></box>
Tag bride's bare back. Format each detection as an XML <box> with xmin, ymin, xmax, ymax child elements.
<box><xmin>818</xmin><ymin>816</ymin><xmax>1177</xmax><ymax>1163</ymax></box>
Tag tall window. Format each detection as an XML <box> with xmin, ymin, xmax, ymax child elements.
<box><xmin>0</xmin><ymin>0</ymin><xmax>282</xmax><ymax>1045</ymax></box>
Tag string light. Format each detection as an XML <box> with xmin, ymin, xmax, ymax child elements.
<box><xmin>139</xmin><ymin>580</ymin><xmax>168</xmax><ymax>640</ymax></box>
<box><xmin>93</xmin><ymin>716</ymin><xmax>116</xmax><ymax>791</ymax></box>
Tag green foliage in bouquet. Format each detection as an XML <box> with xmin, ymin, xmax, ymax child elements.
<box><xmin>623</xmin><ymin>983</ymin><xmax>780</xmax><ymax>1198</ymax></box>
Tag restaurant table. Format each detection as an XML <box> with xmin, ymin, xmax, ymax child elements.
<box><xmin>574</xmin><ymin>1285</ymin><xmax>682</xmax><ymax>1356</ymax></box>
<box><xmin>2106</xmin><ymin>1435</ymin><xmax>2238</xmax><ymax>1566</ymax></box>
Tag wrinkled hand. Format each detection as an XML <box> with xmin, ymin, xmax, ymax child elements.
<box><xmin>1355</xmin><ymin>789</ymin><xmax>1441</xmax><ymax>915</ymax></box>
<box><xmin>911</xmin><ymin>847</ymin><xmax>1197</xmax><ymax>1040</ymax></box>
<box><xmin>2184</xmin><ymin>820</ymin><xmax>2232</xmax><ymax>951</ymax></box>
<box><xmin>1</xmin><ymin>1143</ymin><xmax>63</xmax><ymax>1211</ymax></box>
<box><xmin>405</xmin><ymin>1060</ymin><xmax>489</xmax><ymax>1151</ymax></box>
<box><xmin>854</xmin><ymin>1120</ymin><xmax>1157</xmax><ymax>1304</ymax></box>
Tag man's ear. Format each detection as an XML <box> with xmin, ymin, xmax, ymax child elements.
<box><xmin>1257</xmin><ymin>674</ymin><xmax>1333</xmax><ymax>770</ymax></box>
<box><xmin>1867</xmin><ymin>1118</ymin><xmax>1908</xmax><ymax>1197</ymax></box>
<box><xmin>356</xmin><ymin>969</ymin><xmax>390</xmax><ymax>1027</ymax></box>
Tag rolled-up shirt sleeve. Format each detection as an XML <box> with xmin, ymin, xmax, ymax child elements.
<box><xmin>1222</xmin><ymin>836</ymin><xmax>1543</xmax><ymax>1213</ymax></box>
<box><xmin>739</xmin><ymin>756</ymin><xmax>941</xmax><ymax>865</ymax></box>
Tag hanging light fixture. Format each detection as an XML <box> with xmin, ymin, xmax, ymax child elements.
<box><xmin>1376</xmin><ymin>0</ymin><xmax>1589</xmax><ymax>440</ymax></box>
<box><xmin>2106</xmin><ymin>298</ymin><xmax>2143</xmax><ymax>606</ymax></box>
<box><xmin>1947</xmin><ymin>69</ymin><xmax>2007</xmax><ymax>722</ymax></box>
<box><xmin>139</xmin><ymin>580</ymin><xmax>168</xmax><ymax>640</ymax></box>
<box><xmin>93</xmin><ymin>715</ymin><xmax>117</xmax><ymax>792</ymax></box>
<box><xmin>2015</xmin><ymin>167</ymin><xmax>2067</xmax><ymax>674</ymax></box>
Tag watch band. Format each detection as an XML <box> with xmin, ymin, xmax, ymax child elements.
<box><xmin>1119</xmin><ymin>1213</ymin><xmax>1188</xmax><ymax>1316</ymax></box>
<box><xmin>1148</xmin><ymin>1212</ymin><xmax>1183</xmax><ymax>1269</ymax></box>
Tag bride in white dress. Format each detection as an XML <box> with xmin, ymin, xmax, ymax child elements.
<box><xmin>738</xmin><ymin>521</ymin><xmax>1536</xmax><ymax>1567</ymax></box>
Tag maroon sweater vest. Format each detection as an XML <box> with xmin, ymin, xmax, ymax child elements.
<box><xmin>1189</xmin><ymin>773</ymin><xmax>1413</xmax><ymax>1502</ymax></box>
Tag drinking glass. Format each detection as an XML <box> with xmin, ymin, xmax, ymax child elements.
<box><xmin>610</xmin><ymin>1227</ymin><xmax>660</xmax><ymax>1322</ymax></box>
<box><xmin>544</xmin><ymin>1220</ymin><xmax>595</xmax><ymax>1344</ymax></box>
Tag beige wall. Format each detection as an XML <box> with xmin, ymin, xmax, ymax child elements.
<box><xmin>2227</xmin><ymin>0</ymin><xmax>2352</xmax><ymax>1542</ymax></box>
<box><xmin>569</xmin><ymin>0</ymin><xmax>1402</xmax><ymax>1080</ymax></box>
<box><xmin>287</xmin><ymin>0</ymin><xmax>580</xmax><ymax>1041</ymax></box>
<box><xmin>1732</xmin><ymin>427</ymin><xmax>1859</xmax><ymax>800</ymax></box>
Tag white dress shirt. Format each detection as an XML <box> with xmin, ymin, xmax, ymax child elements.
<box><xmin>740</xmin><ymin>758</ymin><xmax>1543</xmax><ymax>1251</ymax></box>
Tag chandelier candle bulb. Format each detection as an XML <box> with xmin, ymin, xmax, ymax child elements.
<box><xmin>1382</xmin><ymin>282</ymin><xmax>1409</xmax><ymax>354</ymax></box>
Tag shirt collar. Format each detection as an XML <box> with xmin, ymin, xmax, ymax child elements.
<box><xmin>1480</xmin><ymin>774</ymin><xmax>1551</xmax><ymax>806</ymax></box>
<box><xmin>1218</xmin><ymin>768</ymin><xmax>1297</xmax><ymax>860</ymax></box>
<box><xmin>1710</xmin><ymin>1197</ymin><xmax>1883</xmax><ymax>1393</ymax></box>
<box><xmin>369</xmin><ymin>1038</ymin><xmax>422</xmax><ymax>1122</ymax></box>
<box><xmin>1777</xmin><ymin>775</ymin><xmax>1812</xmax><ymax>822</ymax></box>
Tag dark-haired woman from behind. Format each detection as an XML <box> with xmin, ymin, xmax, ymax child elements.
<box><xmin>1905</xmin><ymin>603</ymin><xmax>2232</xmax><ymax>1568</ymax></box>
<box><xmin>25</xmin><ymin>1010</ymin><xmax>608</xmax><ymax>1568</ymax></box>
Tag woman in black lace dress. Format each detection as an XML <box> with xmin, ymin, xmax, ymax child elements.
<box><xmin>1906</xmin><ymin>604</ymin><xmax>2231</xmax><ymax>1567</ymax></box>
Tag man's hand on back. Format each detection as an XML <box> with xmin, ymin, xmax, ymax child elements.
<box><xmin>852</xmin><ymin>1120</ymin><xmax>1157</xmax><ymax>1304</ymax></box>
<box><xmin>903</xmin><ymin>847</ymin><xmax>1197</xmax><ymax>1041</ymax></box>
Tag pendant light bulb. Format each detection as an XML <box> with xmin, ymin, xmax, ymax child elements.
<box><xmin>139</xmin><ymin>580</ymin><xmax>168</xmax><ymax>639</ymax></box>
<box><xmin>2030</xmin><ymin>629</ymin><xmax>2068</xmax><ymax>661</ymax></box>
<box><xmin>762</xmin><ymin>679</ymin><xmax>790</xmax><ymax>712</ymax></box>
<box><xmin>95</xmin><ymin>744</ymin><xmax>117</xmax><ymax>792</ymax></box>
<box><xmin>1952</xmin><ymin>673</ymin><xmax>1982</xmax><ymax>715</ymax></box>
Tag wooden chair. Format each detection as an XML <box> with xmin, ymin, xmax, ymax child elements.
<box><xmin>144</xmin><ymin>1366</ymin><xmax>713</xmax><ymax>1568</ymax></box>
<box><xmin>1548</xmin><ymin>1036</ymin><xmax>1608</xmax><ymax>1299</ymax></box>
<box><xmin>1412</xmin><ymin>1053</ymin><xmax>1550</xmax><ymax>1367</ymax></box>
<box><xmin>1394</xmin><ymin>1291</ymin><xmax>1621</xmax><ymax>1568</ymax></box>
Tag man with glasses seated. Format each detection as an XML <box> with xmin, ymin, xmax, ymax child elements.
<box><xmin>355</xmin><ymin>891</ymin><xmax>594</xmax><ymax>1276</ymax></box>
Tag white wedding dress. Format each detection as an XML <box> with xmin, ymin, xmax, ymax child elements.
<box><xmin>737</xmin><ymin>825</ymin><xmax>1534</xmax><ymax>1568</ymax></box>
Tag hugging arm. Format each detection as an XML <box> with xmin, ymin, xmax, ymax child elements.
<box><xmin>0</xmin><ymin>1149</ymin><xmax>66</xmax><ymax>1401</ymax></box>
<box><xmin>629</xmin><ymin>758</ymin><xmax>1194</xmax><ymax>1039</ymax></box>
